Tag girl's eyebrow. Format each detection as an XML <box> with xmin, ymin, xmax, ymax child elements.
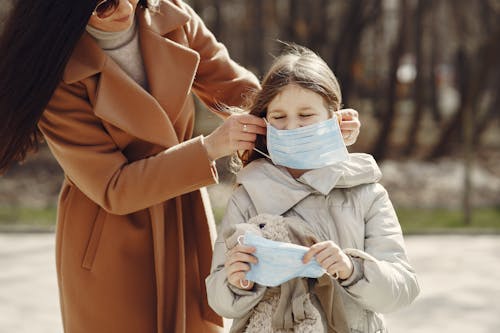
<box><xmin>299</xmin><ymin>106</ymin><xmax>313</xmax><ymax>110</ymax></box>
<box><xmin>267</xmin><ymin>108</ymin><xmax>285</xmax><ymax>114</ymax></box>
<box><xmin>298</xmin><ymin>106</ymin><xmax>318</xmax><ymax>112</ymax></box>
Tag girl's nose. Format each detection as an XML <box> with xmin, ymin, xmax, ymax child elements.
<box><xmin>285</xmin><ymin>119</ymin><xmax>299</xmax><ymax>130</ymax></box>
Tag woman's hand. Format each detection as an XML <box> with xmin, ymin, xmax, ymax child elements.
<box><xmin>224</xmin><ymin>243</ymin><xmax>258</xmax><ymax>290</ymax></box>
<box><xmin>338</xmin><ymin>108</ymin><xmax>361</xmax><ymax>146</ymax></box>
<box><xmin>303</xmin><ymin>241</ymin><xmax>353</xmax><ymax>280</ymax></box>
<box><xmin>203</xmin><ymin>113</ymin><xmax>266</xmax><ymax>161</ymax></box>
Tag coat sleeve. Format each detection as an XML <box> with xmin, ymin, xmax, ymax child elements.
<box><xmin>205</xmin><ymin>187</ymin><xmax>267</xmax><ymax>318</ymax></box>
<box><xmin>39</xmin><ymin>81</ymin><xmax>217</xmax><ymax>215</ymax></box>
<box><xmin>178</xmin><ymin>0</ymin><xmax>260</xmax><ymax>115</ymax></box>
<box><xmin>342</xmin><ymin>183</ymin><xmax>420</xmax><ymax>313</ymax></box>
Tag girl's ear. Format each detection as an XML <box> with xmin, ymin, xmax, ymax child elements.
<box><xmin>327</xmin><ymin>107</ymin><xmax>335</xmax><ymax>118</ymax></box>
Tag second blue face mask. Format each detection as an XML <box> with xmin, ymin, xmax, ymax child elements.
<box><xmin>265</xmin><ymin>117</ymin><xmax>349</xmax><ymax>169</ymax></box>
<box><xmin>242</xmin><ymin>232</ymin><xmax>326</xmax><ymax>287</ymax></box>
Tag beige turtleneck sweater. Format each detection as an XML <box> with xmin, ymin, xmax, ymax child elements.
<box><xmin>86</xmin><ymin>19</ymin><xmax>148</xmax><ymax>89</ymax></box>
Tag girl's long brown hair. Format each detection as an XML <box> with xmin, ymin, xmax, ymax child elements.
<box><xmin>0</xmin><ymin>0</ymin><xmax>157</xmax><ymax>173</ymax></box>
<box><xmin>239</xmin><ymin>44</ymin><xmax>342</xmax><ymax>167</ymax></box>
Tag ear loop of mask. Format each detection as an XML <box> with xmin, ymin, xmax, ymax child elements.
<box><xmin>237</xmin><ymin>235</ymin><xmax>251</xmax><ymax>289</ymax></box>
<box><xmin>253</xmin><ymin>147</ymin><xmax>271</xmax><ymax>159</ymax></box>
<box><xmin>252</xmin><ymin>118</ymin><xmax>272</xmax><ymax>159</ymax></box>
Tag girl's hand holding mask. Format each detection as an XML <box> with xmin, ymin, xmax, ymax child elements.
<box><xmin>224</xmin><ymin>243</ymin><xmax>258</xmax><ymax>290</ymax></box>
<box><xmin>337</xmin><ymin>108</ymin><xmax>361</xmax><ymax>146</ymax></box>
<box><xmin>303</xmin><ymin>241</ymin><xmax>354</xmax><ymax>280</ymax></box>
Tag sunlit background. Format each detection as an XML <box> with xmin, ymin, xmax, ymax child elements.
<box><xmin>0</xmin><ymin>1</ymin><xmax>499</xmax><ymax>332</ymax></box>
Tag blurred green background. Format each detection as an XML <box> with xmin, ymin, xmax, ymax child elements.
<box><xmin>0</xmin><ymin>0</ymin><xmax>499</xmax><ymax>232</ymax></box>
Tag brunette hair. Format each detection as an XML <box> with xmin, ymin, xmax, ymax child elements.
<box><xmin>239</xmin><ymin>44</ymin><xmax>342</xmax><ymax>167</ymax></box>
<box><xmin>0</xmin><ymin>0</ymin><xmax>158</xmax><ymax>173</ymax></box>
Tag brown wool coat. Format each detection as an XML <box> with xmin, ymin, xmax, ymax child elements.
<box><xmin>37</xmin><ymin>1</ymin><xmax>259</xmax><ymax>332</ymax></box>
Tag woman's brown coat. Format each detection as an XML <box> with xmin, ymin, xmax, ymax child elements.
<box><xmin>38</xmin><ymin>1</ymin><xmax>259</xmax><ymax>332</ymax></box>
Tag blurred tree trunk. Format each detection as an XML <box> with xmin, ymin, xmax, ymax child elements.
<box><xmin>427</xmin><ymin>23</ymin><xmax>500</xmax><ymax>159</ymax></box>
<box><xmin>332</xmin><ymin>0</ymin><xmax>381</xmax><ymax>105</ymax></box>
<box><xmin>474</xmin><ymin>62</ymin><xmax>500</xmax><ymax>145</ymax></box>
<box><xmin>309</xmin><ymin>0</ymin><xmax>328</xmax><ymax>54</ymax></box>
<box><xmin>212</xmin><ymin>0</ymin><xmax>222</xmax><ymax>38</ymax></box>
<box><xmin>286</xmin><ymin>0</ymin><xmax>300</xmax><ymax>42</ymax></box>
<box><xmin>244</xmin><ymin>0</ymin><xmax>264</xmax><ymax>75</ymax></box>
<box><xmin>429</xmin><ymin>3</ymin><xmax>441</xmax><ymax>123</ymax></box>
<box><xmin>372</xmin><ymin>0</ymin><xmax>408</xmax><ymax>160</ymax></box>
<box><xmin>475</xmin><ymin>93</ymin><xmax>499</xmax><ymax>146</ymax></box>
<box><xmin>404</xmin><ymin>0</ymin><xmax>430</xmax><ymax>156</ymax></box>
<box><xmin>190</xmin><ymin>0</ymin><xmax>202</xmax><ymax>15</ymax></box>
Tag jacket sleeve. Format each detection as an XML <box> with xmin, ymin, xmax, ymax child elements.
<box><xmin>342</xmin><ymin>183</ymin><xmax>420</xmax><ymax>313</ymax></box>
<box><xmin>178</xmin><ymin>0</ymin><xmax>260</xmax><ymax>115</ymax></box>
<box><xmin>205</xmin><ymin>187</ymin><xmax>267</xmax><ymax>318</ymax></box>
<box><xmin>39</xmin><ymin>81</ymin><xmax>218</xmax><ymax>215</ymax></box>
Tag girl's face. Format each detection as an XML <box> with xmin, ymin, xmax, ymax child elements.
<box><xmin>88</xmin><ymin>0</ymin><xmax>139</xmax><ymax>32</ymax></box>
<box><xmin>266</xmin><ymin>84</ymin><xmax>331</xmax><ymax>130</ymax></box>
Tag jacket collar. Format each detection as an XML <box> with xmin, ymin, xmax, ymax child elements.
<box><xmin>63</xmin><ymin>1</ymin><xmax>189</xmax><ymax>84</ymax></box>
<box><xmin>236</xmin><ymin>153</ymin><xmax>382</xmax><ymax>215</ymax></box>
<box><xmin>62</xmin><ymin>1</ymin><xmax>198</xmax><ymax>147</ymax></box>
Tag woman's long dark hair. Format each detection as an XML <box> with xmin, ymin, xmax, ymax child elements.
<box><xmin>0</xmin><ymin>0</ymin><xmax>157</xmax><ymax>173</ymax></box>
<box><xmin>0</xmin><ymin>1</ymin><xmax>95</xmax><ymax>173</ymax></box>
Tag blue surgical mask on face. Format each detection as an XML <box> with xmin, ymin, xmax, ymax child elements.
<box><xmin>242</xmin><ymin>232</ymin><xmax>325</xmax><ymax>287</ymax></box>
<box><xmin>263</xmin><ymin>117</ymin><xmax>349</xmax><ymax>170</ymax></box>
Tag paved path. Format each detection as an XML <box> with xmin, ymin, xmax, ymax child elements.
<box><xmin>1</xmin><ymin>234</ymin><xmax>499</xmax><ymax>333</ymax></box>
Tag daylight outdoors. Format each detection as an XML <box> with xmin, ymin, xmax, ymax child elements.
<box><xmin>0</xmin><ymin>1</ymin><xmax>499</xmax><ymax>333</ymax></box>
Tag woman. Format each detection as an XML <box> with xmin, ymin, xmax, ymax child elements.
<box><xmin>0</xmin><ymin>1</ymin><xmax>360</xmax><ymax>332</ymax></box>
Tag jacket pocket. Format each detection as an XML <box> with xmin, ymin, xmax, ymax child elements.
<box><xmin>82</xmin><ymin>208</ymin><xmax>106</xmax><ymax>270</ymax></box>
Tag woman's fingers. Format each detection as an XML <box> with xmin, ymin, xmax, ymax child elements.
<box><xmin>238</xmin><ymin>123</ymin><xmax>266</xmax><ymax>136</ymax></box>
<box><xmin>236</xmin><ymin>132</ymin><xmax>257</xmax><ymax>143</ymax></box>
<box><xmin>237</xmin><ymin>114</ymin><xmax>267</xmax><ymax>131</ymax></box>
<box><xmin>204</xmin><ymin>114</ymin><xmax>267</xmax><ymax>160</ymax></box>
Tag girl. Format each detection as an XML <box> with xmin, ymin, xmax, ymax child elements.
<box><xmin>206</xmin><ymin>45</ymin><xmax>419</xmax><ymax>333</ymax></box>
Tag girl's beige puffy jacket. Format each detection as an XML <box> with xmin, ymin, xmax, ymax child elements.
<box><xmin>206</xmin><ymin>153</ymin><xmax>420</xmax><ymax>333</ymax></box>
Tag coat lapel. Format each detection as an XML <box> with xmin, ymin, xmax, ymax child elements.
<box><xmin>63</xmin><ymin>2</ymin><xmax>200</xmax><ymax>148</ymax></box>
<box><xmin>138</xmin><ymin>13</ymin><xmax>200</xmax><ymax>125</ymax></box>
<box><xmin>94</xmin><ymin>59</ymin><xmax>180</xmax><ymax>147</ymax></box>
